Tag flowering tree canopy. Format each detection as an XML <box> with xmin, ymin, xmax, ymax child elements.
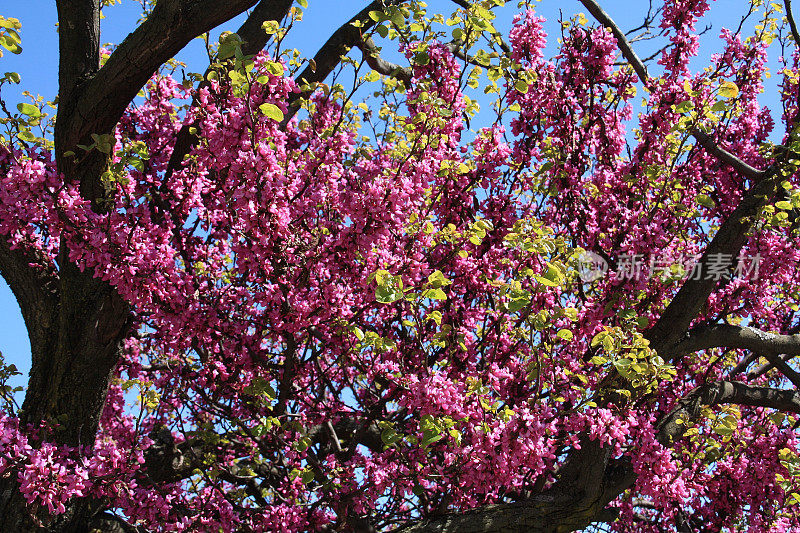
<box><xmin>2</xmin><ymin>0</ymin><xmax>800</xmax><ymax>530</ymax></box>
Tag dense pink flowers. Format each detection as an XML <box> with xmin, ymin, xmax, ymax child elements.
<box><xmin>0</xmin><ymin>3</ymin><xmax>799</xmax><ymax>531</ymax></box>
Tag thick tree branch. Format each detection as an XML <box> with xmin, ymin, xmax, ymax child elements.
<box><xmin>657</xmin><ymin>380</ymin><xmax>800</xmax><ymax>445</ymax></box>
<box><xmin>646</xmin><ymin>171</ymin><xmax>778</xmax><ymax>355</ymax></box>
<box><xmin>674</xmin><ymin>324</ymin><xmax>800</xmax><ymax>386</ymax></box>
<box><xmin>165</xmin><ymin>0</ymin><xmax>295</xmax><ymax>179</ymax></box>
<box><xmin>74</xmin><ymin>0</ymin><xmax>261</xmax><ymax>141</ymax></box>
<box><xmin>393</xmin><ymin>496</ymin><xmax>611</xmax><ymax>533</ymax></box>
<box><xmin>674</xmin><ymin>323</ymin><xmax>800</xmax><ymax>356</ymax></box>
<box><xmin>786</xmin><ymin>0</ymin><xmax>800</xmax><ymax>45</ymax></box>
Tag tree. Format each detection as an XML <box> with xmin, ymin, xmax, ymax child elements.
<box><xmin>0</xmin><ymin>0</ymin><xmax>799</xmax><ymax>530</ymax></box>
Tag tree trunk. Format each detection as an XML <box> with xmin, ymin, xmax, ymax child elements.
<box><xmin>0</xmin><ymin>257</ymin><xmax>130</xmax><ymax>531</ymax></box>
<box><xmin>0</xmin><ymin>1</ymin><xmax>133</xmax><ymax>528</ymax></box>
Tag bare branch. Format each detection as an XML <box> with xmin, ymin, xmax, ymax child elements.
<box><xmin>356</xmin><ymin>37</ymin><xmax>412</xmax><ymax>85</ymax></box>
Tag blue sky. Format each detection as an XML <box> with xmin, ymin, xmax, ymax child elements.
<box><xmin>0</xmin><ymin>0</ymin><xmax>776</xmax><ymax>392</ymax></box>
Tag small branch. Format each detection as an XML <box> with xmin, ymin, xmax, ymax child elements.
<box><xmin>282</xmin><ymin>0</ymin><xmax>403</xmax><ymax>124</ymax></box>
<box><xmin>748</xmin><ymin>353</ymin><xmax>800</xmax><ymax>383</ymax></box>
<box><xmin>578</xmin><ymin>0</ymin><xmax>767</xmax><ymax>185</ymax></box>
<box><xmin>325</xmin><ymin>420</ymin><xmax>343</xmax><ymax>453</ymax></box>
<box><xmin>164</xmin><ymin>0</ymin><xmax>295</xmax><ymax>178</ymax></box>
<box><xmin>763</xmin><ymin>353</ymin><xmax>800</xmax><ymax>388</ymax></box>
<box><xmin>579</xmin><ymin>0</ymin><xmax>649</xmax><ymax>83</ymax></box>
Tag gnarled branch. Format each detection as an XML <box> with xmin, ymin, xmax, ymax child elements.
<box><xmin>657</xmin><ymin>380</ymin><xmax>800</xmax><ymax>445</ymax></box>
<box><xmin>356</xmin><ymin>37</ymin><xmax>412</xmax><ymax>85</ymax></box>
<box><xmin>674</xmin><ymin>324</ymin><xmax>800</xmax><ymax>357</ymax></box>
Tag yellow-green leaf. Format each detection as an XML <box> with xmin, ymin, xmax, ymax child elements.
<box><xmin>259</xmin><ymin>103</ymin><xmax>284</xmax><ymax>121</ymax></box>
<box><xmin>719</xmin><ymin>80</ymin><xmax>739</xmax><ymax>99</ymax></box>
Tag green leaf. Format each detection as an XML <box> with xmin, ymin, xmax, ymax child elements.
<box><xmin>427</xmin><ymin>270</ymin><xmax>451</xmax><ymax>288</ymax></box>
<box><xmin>556</xmin><ymin>329</ymin><xmax>573</xmax><ymax>341</ymax></box>
<box><xmin>259</xmin><ymin>103</ymin><xmax>284</xmax><ymax>121</ymax></box>
<box><xmin>389</xmin><ymin>10</ymin><xmax>405</xmax><ymax>26</ymax></box>
<box><xmin>776</xmin><ymin>200</ymin><xmax>793</xmax><ymax>210</ymax></box>
<box><xmin>368</xmin><ymin>10</ymin><xmax>384</xmax><ymax>22</ymax></box>
<box><xmin>376</xmin><ymin>284</ymin><xmax>403</xmax><ymax>303</ymax></box>
<box><xmin>266</xmin><ymin>61</ymin><xmax>284</xmax><ymax>76</ymax></box>
<box><xmin>16</xmin><ymin>102</ymin><xmax>39</xmax><ymax>118</ymax></box>
<box><xmin>505</xmin><ymin>296</ymin><xmax>529</xmax><ymax>312</ymax></box>
<box><xmin>422</xmin><ymin>288</ymin><xmax>447</xmax><ymax>300</ymax></box>
<box><xmin>0</xmin><ymin>34</ymin><xmax>21</xmax><ymax>54</ymax></box>
<box><xmin>297</xmin><ymin>0</ymin><xmax>308</xmax><ymax>7</ymax></box>
<box><xmin>421</xmin><ymin>431</ymin><xmax>444</xmax><ymax>448</ymax></box>
<box><xmin>613</xmin><ymin>358</ymin><xmax>633</xmax><ymax>378</ymax></box>
<box><xmin>719</xmin><ymin>80</ymin><xmax>739</xmax><ymax>99</ymax></box>
<box><xmin>413</xmin><ymin>51</ymin><xmax>430</xmax><ymax>65</ymax></box>
<box><xmin>696</xmin><ymin>194</ymin><xmax>714</xmax><ymax>208</ymax></box>
<box><xmin>533</xmin><ymin>263</ymin><xmax>563</xmax><ymax>287</ymax></box>
<box><xmin>674</xmin><ymin>100</ymin><xmax>695</xmax><ymax>113</ymax></box>
<box><xmin>261</xmin><ymin>20</ymin><xmax>280</xmax><ymax>34</ymax></box>
<box><xmin>18</xmin><ymin>130</ymin><xmax>36</xmax><ymax>142</ymax></box>
<box><xmin>591</xmin><ymin>331</ymin><xmax>608</xmax><ymax>348</ymax></box>
<box><xmin>712</xmin><ymin>425</ymin><xmax>734</xmax><ymax>436</ymax></box>
<box><xmin>300</xmin><ymin>469</ymin><xmax>315</xmax><ymax>484</ymax></box>
<box><xmin>374</xmin><ymin>270</ymin><xmax>404</xmax><ymax>304</ymax></box>
<box><xmin>514</xmin><ymin>79</ymin><xmax>529</xmax><ymax>93</ymax></box>
<box><xmin>243</xmin><ymin>377</ymin><xmax>276</xmax><ymax>399</ymax></box>
<box><xmin>381</xmin><ymin>428</ymin><xmax>401</xmax><ymax>445</ymax></box>
<box><xmin>711</xmin><ymin>100</ymin><xmax>727</xmax><ymax>113</ymax></box>
<box><xmin>426</xmin><ymin>310</ymin><xmax>442</xmax><ymax>325</ymax></box>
